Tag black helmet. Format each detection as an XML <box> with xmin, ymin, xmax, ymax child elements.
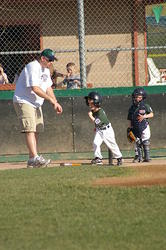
<box><xmin>132</xmin><ymin>87</ymin><xmax>147</xmax><ymax>100</ymax></box>
<box><xmin>84</xmin><ymin>91</ymin><xmax>102</xmax><ymax>107</ymax></box>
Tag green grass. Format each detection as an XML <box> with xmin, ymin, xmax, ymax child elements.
<box><xmin>0</xmin><ymin>166</ymin><xmax>166</xmax><ymax>250</ymax></box>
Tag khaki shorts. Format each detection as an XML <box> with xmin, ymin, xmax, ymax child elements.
<box><xmin>13</xmin><ymin>102</ymin><xmax>44</xmax><ymax>133</ymax></box>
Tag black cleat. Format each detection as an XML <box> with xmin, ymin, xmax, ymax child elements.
<box><xmin>117</xmin><ymin>157</ymin><xmax>123</xmax><ymax>166</ymax></box>
<box><xmin>143</xmin><ymin>159</ymin><xmax>151</xmax><ymax>162</ymax></box>
<box><xmin>133</xmin><ymin>155</ymin><xmax>143</xmax><ymax>163</ymax></box>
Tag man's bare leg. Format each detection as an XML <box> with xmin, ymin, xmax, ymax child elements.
<box><xmin>25</xmin><ymin>132</ymin><xmax>38</xmax><ymax>158</ymax></box>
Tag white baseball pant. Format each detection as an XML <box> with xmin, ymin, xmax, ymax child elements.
<box><xmin>134</xmin><ymin>124</ymin><xmax>151</xmax><ymax>153</ymax></box>
<box><xmin>93</xmin><ymin>123</ymin><xmax>122</xmax><ymax>159</ymax></box>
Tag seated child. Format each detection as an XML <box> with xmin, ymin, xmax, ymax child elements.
<box><xmin>0</xmin><ymin>64</ymin><xmax>9</xmax><ymax>84</ymax></box>
<box><xmin>48</xmin><ymin>64</ymin><xmax>65</xmax><ymax>89</ymax></box>
<box><xmin>51</xmin><ymin>70</ymin><xmax>65</xmax><ymax>88</ymax></box>
<box><xmin>62</xmin><ymin>62</ymin><xmax>81</xmax><ymax>89</ymax></box>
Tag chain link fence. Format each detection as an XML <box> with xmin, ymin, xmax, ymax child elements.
<box><xmin>0</xmin><ymin>0</ymin><xmax>166</xmax><ymax>88</ymax></box>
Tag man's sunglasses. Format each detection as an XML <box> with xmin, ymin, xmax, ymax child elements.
<box><xmin>44</xmin><ymin>57</ymin><xmax>54</xmax><ymax>62</ymax></box>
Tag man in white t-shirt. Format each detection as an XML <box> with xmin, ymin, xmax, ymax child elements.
<box><xmin>13</xmin><ymin>48</ymin><xmax>63</xmax><ymax>168</ymax></box>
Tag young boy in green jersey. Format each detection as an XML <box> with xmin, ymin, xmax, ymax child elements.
<box><xmin>85</xmin><ymin>91</ymin><xmax>123</xmax><ymax>165</ymax></box>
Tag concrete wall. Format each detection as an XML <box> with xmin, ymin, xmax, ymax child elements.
<box><xmin>0</xmin><ymin>93</ymin><xmax>165</xmax><ymax>155</ymax></box>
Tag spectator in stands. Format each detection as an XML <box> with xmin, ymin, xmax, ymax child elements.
<box><xmin>49</xmin><ymin>64</ymin><xmax>65</xmax><ymax>88</ymax></box>
<box><xmin>0</xmin><ymin>64</ymin><xmax>9</xmax><ymax>84</ymax></box>
<box><xmin>58</xmin><ymin>62</ymin><xmax>81</xmax><ymax>89</ymax></box>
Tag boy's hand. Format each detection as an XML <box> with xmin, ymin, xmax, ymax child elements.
<box><xmin>66</xmin><ymin>72</ymin><xmax>71</xmax><ymax>78</ymax></box>
<box><xmin>137</xmin><ymin>114</ymin><xmax>145</xmax><ymax>122</ymax></box>
<box><xmin>73</xmin><ymin>80</ymin><xmax>79</xmax><ymax>83</ymax></box>
<box><xmin>88</xmin><ymin>111</ymin><xmax>93</xmax><ymax>118</ymax></box>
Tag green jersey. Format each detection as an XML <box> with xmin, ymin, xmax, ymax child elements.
<box><xmin>92</xmin><ymin>108</ymin><xmax>110</xmax><ymax>129</ymax></box>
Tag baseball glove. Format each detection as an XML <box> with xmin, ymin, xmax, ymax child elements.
<box><xmin>127</xmin><ymin>127</ymin><xmax>136</xmax><ymax>143</ymax></box>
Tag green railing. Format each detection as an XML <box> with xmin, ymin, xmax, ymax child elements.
<box><xmin>0</xmin><ymin>86</ymin><xmax>166</xmax><ymax>100</ymax></box>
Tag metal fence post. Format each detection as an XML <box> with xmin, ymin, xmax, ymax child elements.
<box><xmin>77</xmin><ymin>0</ymin><xmax>87</xmax><ymax>88</ymax></box>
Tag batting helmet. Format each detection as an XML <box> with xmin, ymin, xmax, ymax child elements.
<box><xmin>132</xmin><ymin>87</ymin><xmax>147</xmax><ymax>100</ymax></box>
<box><xmin>84</xmin><ymin>91</ymin><xmax>102</xmax><ymax>107</ymax></box>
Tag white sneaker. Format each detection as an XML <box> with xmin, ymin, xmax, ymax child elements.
<box><xmin>91</xmin><ymin>157</ymin><xmax>103</xmax><ymax>165</ymax></box>
<box><xmin>27</xmin><ymin>155</ymin><xmax>51</xmax><ymax>168</ymax></box>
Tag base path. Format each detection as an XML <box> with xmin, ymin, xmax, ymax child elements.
<box><xmin>0</xmin><ymin>157</ymin><xmax>166</xmax><ymax>170</ymax></box>
<box><xmin>1</xmin><ymin>158</ymin><xmax>166</xmax><ymax>187</ymax></box>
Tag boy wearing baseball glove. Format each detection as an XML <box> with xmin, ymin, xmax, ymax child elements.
<box><xmin>127</xmin><ymin>87</ymin><xmax>154</xmax><ymax>163</ymax></box>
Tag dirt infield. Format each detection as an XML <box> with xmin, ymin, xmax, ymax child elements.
<box><xmin>92</xmin><ymin>158</ymin><xmax>166</xmax><ymax>187</ymax></box>
<box><xmin>1</xmin><ymin>158</ymin><xmax>166</xmax><ymax>187</ymax></box>
<box><xmin>93</xmin><ymin>165</ymin><xmax>166</xmax><ymax>187</ymax></box>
